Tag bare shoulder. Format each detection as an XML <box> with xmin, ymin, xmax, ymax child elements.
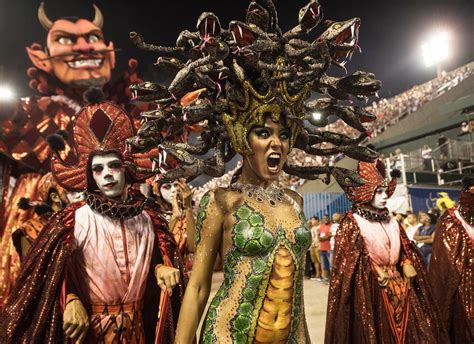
<box><xmin>200</xmin><ymin>187</ymin><xmax>234</xmax><ymax>214</ymax></box>
<box><xmin>284</xmin><ymin>188</ymin><xmax>303</xmax><ymax>208</ymax></box>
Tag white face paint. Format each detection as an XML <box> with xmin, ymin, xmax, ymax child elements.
<box><xmin>91</xmin><ymin>153</ymin><xmax>126</xmax><ymax>200</ymax></box>
<box><xmin>159</xmin><ymin>181</ymin><xmax>179</xmax><ymax>204</ymax></box>
<box><xmin>371</xmin><ymin>187</ymin><xmax>388</xmax><ymax>209</ymax></box>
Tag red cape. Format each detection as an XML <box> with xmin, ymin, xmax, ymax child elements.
<box><xmin>0</xmin><ymin>200</ymin><xmax>186</xmax><ymax>344</ymax></box>
<box><xmin>428</xmin><ymin>208</ymin><xmax>473</xmax><ymax>342</ymax></box>
<box><xmin>325</xmin><ymin>212</ymin><xmax>448</xmax><ymax>343</ymax></box>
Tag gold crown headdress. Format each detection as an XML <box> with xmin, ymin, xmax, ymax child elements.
<box><xmin>223</xmin><ymin>58</ymin><xmax>310</xmax><ymax>155</ymax></box>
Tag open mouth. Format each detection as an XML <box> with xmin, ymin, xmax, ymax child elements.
<box><xmin>267</xmin><ymin>152</ymin><xmax>281</xmax><ymax>173</ymax></box>
<box><xmin>306</xmin><ymin>3</ymin><xmax>322</xmax><ymax>21</ymax></box>
<box><xmin>199</xmin><ymin>16</ymin><xmax>219</xmax><ymax>38</ymax></box>
<box><xmin>230</xmin><ymin>22</ymin><xmax>257</xmax><ymax>47</ymax></box>
<box><xmin>130</xmin><ymin>82</ymin><xmax>170</xmax><ymax>101</ymax></box>
<box><xmin>67</xmin><ymin>58</ymin><xmax>103</xmax><ymax>69</ymax></box>
<box><xmin>332</xmin><ymin>22</ymin><xmax>360</xmax><ymax>65</ymax></box>
<box><xmin>131</xmin><ymin>87</ymin><xmax>154</xmax><ymax>100</ymax></box>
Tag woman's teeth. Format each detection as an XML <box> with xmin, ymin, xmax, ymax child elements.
<box><xmin>267</xmin><ymin>153</ymin><xmax>281</xmax><ymax>171</ymax></box>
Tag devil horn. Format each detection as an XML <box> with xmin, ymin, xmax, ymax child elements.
<box><xmin>92</xmin><ymin>4</ymin><xmax>104</xmax><ymax>29</ymax></box>
<box><xmin>38</xmin><ymin>2</ymin><xmax>53</xmax><ymax>31</ymax></box>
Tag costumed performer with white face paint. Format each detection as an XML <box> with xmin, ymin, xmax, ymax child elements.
<box><xmin>325</xmin><ymin>159</ymin><xmax>448</xmax><ymax>343</ymax></box>
<box><xmin>153</xmin><ymin>179</ymin><xmax>195</xmax><ymax>261</ymax></box>
<box><xmin>0</xmin><ymin>100</ymin><xmax>186</xmax><ymax>343</ymax></box>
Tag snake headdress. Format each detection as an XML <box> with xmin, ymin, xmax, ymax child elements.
<box><xmin>127</xmin><ymin>0</ymin><xmax>382</xmax><ymax>188</ymax></box>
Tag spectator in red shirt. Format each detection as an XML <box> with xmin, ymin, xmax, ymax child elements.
<box><xmin>318</xmin><ymin>214</ymin><xmax>332</xmax><ymax>283</ymax></box>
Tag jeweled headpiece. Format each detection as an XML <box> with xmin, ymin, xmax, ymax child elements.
<box><xmin>223</xmin><ymin>58</ymin><xmax>310</xmax><ymax>155</ymax></box>
<box><xmin>51</xmin><ymin>102</ymin><xmax>153</xmax><ymax>191</ymax></box>
<box><xmin>342</xmin><ymin>159</ymin><xmax>397</xmax><ymax>205</ymax></box>
<box><xmin>127</xmin><ymin>0</ymin><xmax>381</xmax><ymax>186</ymax></box>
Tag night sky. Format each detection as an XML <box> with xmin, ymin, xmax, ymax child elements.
<box><xmin>0</xmin><ymin>0</ymin><xmax>473</xmax><ymax>99</ymax></box>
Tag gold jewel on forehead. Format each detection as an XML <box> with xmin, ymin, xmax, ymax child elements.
<box><xmin>222</xmin><ymin>57</ymin><xmax>310</xmax><ymax>155</ymax></box>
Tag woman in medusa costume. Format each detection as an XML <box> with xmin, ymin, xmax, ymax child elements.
<box><xmin>326</xmin><ymin>159</ymin><xmax>448</xmax><ymax>343</ymax></box>
<box><xmin>127</xmin><ymin>1</ymin><xmax>383</xmax><ymax>342</ymax></box>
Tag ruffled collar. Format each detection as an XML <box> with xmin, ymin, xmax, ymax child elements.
<box><xmin>85</xmin><ymin>190</ymin><xmax>147</xmax><ymax>219</ymax></box>
<box><xmin>353</xmin><ymin>205</ymin><xmax>390</xmax><ymax>223</ymax></box>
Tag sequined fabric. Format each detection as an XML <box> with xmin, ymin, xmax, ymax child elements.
<box><xmin>0</xmin><ymin>63</ymin><xmax>154</xmax><ymax>311</ymax></box>
<box><xmin>428</xmin><ymin>208</ymin><xmax>473</xmax><ymax>342</ymax></box>
<box><xmin>0</xmin><ymin>202</ymin><xmax>81</xmax><ymax>343</ymax></box>
<box><xmin>325</xmin><ymin>212</ymin><xmax>448</xmax><ymax>343</ymax></box>
<box><xmin>0</xmin><ymin>199</ymin><xmax>186</xmax><ymax>344</ymax></box>
<box><xmin>12</xmin><ymin>216</ymin><xmax>47</xmax><ymax>257</ymax></box>
<box><xmin>0</xmin><ymin>173</ymin><xmax>41</xmax><ymax>308</ymax></box>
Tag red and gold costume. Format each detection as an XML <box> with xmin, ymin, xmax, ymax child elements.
<box><xmin>11</xmin><ymin>173</ymin><xmax>69</xmax><ymax>260</ymax></box>
<box><xmin>0</xmin><ymin>101</ymin><xmax>186</xmax><ymax>343</ymax></box>
<box><xmin>428</xmin><ymin>179</ymin><xmax>473</xmax><ymax>342</ymax></box>
<box><xmin>0</xmin><ymin>4</ymin><xmax>148</xmax><ymax>307</ymax></box>
<box><xmin>325</xmin><ymin>160</ymin><xmax>448</xmax><ymax>343</ymax></box>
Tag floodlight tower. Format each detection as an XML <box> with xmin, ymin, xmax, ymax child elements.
<box><xmin>421</xmin><ymin>30</ymin><xmax>451</xmax><ymax>77</ymax></box>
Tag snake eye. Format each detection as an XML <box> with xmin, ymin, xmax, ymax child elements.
<box><xmin>144</xmin><ymin>82</ymin><xmax>152</xmax><ymax>88</ymax></box>
<box><xmin>333</xmin><ymin>23</ymin><xmax>341</xmax><ymax>29</ymax></box>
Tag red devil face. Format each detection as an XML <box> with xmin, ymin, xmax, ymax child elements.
<box><xmin>27</xmin><ymin>19</ymin><xmax>115</xmax><ymax>88</ymax></box>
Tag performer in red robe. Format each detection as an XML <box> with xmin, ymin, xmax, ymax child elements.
<box><xmin>0</xmin><ymin>3</ymin><xmax>146</xmax><ymax>307</ymax></box>
<box><xmin>0</xmin><ymin>100</ymin><xmax>186</xmax><ymax>343</ymax></box>
<box><xmin>152</xmin><ymin>179</ymin><xmax>195</xmax><ymax>272</ymax></box>
<box><xmin>429</xmin><ymin>177</ymin><xmax>473</xmax><ymax>342</ymax></box>
<box><xmin>325</xmin><ymin>159</ymin><xmax>448</xmax><ymax>343</ymax></box>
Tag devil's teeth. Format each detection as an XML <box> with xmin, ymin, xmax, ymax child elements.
<box><xmin>269</xmin><ymin>153</ymin><xmax>281</xmax><ymax>158</ymax></box>
<box><xmin>68</xmin><ymin>59</ymin><xmax>102</xmax><ymax>68</ymax></box>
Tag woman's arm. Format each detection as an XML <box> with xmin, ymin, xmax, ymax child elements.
<box><xmin>174</xmin><ymin>190</ymin><xmax>224</xmax><ymax>343</ymax></box>
<box><xmin>184</xmin><ymin>207</ymin><xmax>195</xmax><ymax>253</ymax></box>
